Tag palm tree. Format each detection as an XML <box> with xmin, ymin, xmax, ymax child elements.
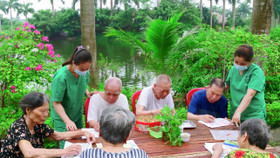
<box><xmin>37</xmin><ymin>0</ymin><xmax>65</xmax><ymax>16</ymax></box>
<box><xmin>72</xmin><ymin>0</ymin><xmax>79</xmax><ymax>10</ymax></box>
<box><xmin>5</xmin><ymin>0</ymin><xmax>21</xmax><ymax>32</ymax></box>
<box><xmin>222</xmin><ymin>0</ymin><xmax>226</xmax><ymax>29</ymax></box>
<box><xmin>18</xmin><ymin>3</ymin><xmax>34</xmax><ymax>22</ymax></box>
<box><xmin>251</xmin><ymin>0</ymin><xmax>273</xmax><ymax>35</ymax></box>
<box><xmin>210</xmin><ymin>0</ymin><xmax>213</xmax><ymax>27</ymax></box>
<box><xmin>236</xmin><ymin>2</ymin><xmax>251</xmax><ymax>19</ymax></box>
<box><xmin>0</xmin><ymin>0</ymin><xmax>8</xmax><ymax>34</ymax></box>
<box><xmin>105</xmin><ymin>12</ymin><xmax>197</xmax><ymax>75</ymax></box>
<box><xmin>200</xmin><ymin>0</ymin><xmax>203</xmax><ymax>20</ymax></box>
<box><xmin>272</xmin><ymin>0</ymin><xmax>280</xmax><ymax>28</ymax></box>
<box><xmin>80</xmin><ymin>0</ymin><xmax>99</xmax><ymax>88</ymax></box>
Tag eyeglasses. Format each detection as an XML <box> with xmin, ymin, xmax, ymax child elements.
<box><xmin>158</xmin><ymin>88</ymin><xmax>170</xmax><ymax>94</ymax></box>
<box><xmin>105</xmin><ymin>91</ymin><xmax>120</xmax><ymax>97</ymax></box>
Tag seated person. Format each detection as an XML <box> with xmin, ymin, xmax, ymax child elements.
<box><xmin>0</xmin><ymin>92</ymin><xmax>95</xmax><ymax>158</ymax></box>
<box><xmin>87</xmin><ymin>77</ymin><xmax>129</xmax><ymax>131</ymax></box>
<box><xmin>136</xmin><ymin>74</ymin><xmax>175</xmax><ymax>115</ymax></box>
<box><xmin>187</xmin><ymin>78</ymin><xmax>228</xmax><ymax>123</ymax></box>
<box><xmin>80</xmin><ymin>106</ymin><xmax>148</xmax><ymax>158</ymax></box>
<box><xmin>212</xmin><ymin>118</ymin><xmax>279</xmax><ymax>158</ymax></box>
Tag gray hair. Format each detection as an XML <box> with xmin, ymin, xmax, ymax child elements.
<box><xmin>20</xmin><ymin>92</ymin><xmax>49</xmax><ymax>114</ymax></box>
<box><xmin>100</xmin><ymin>106</ymin><xmax>135</xmax><ymax>144</ymax></box>
<box><xmin>104</xmin><ymin>77</ymin><xmax>122</xmax><ymax>89</ymax></box>
<box><xmin>240</xmin><ymin>118</ymin><xmax>271</xmax><ymax>150</ymax></box>
<box><xmin>156</xmin><ymin>74</ymin><xmax>172</xmax><ymax>85</ymax></box>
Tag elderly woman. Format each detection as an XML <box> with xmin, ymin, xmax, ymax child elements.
<box><xmin>225</xmin><ymin>45</ymin><xmax>266</xmax><ymax>126</ymax></box>
<box><xmin>80</xmin><ymin>106</ymin><xmax>148</xmax><ymax>158</ymax></box>
<box><xmin>212</xmin><ymin>119</ymin><xmax>279</xmax><ymax>158</ymax></box>
<box><xmin>0</xmin><ymin>92</ymin><xmax>95</xmax><ymax>158</ymax></box>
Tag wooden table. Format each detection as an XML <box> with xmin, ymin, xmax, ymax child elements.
<box><xmin>128</xmin><ymin>121</ymin><xmax>277</xmax><ymax>158</ymax></box>
<box><xmin>67</xmin><ymin>121</ymin><xmax>277</xmax><ymax>158</ymax></box>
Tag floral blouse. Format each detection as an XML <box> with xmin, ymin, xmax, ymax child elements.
<box><xmin>0</xmin><ymin>115</ymin><xmax>54</xmax><ymax>158</ymax></box>
<box><xmin>226</xmin><ymin>148</ymin><xmax>279</xmax><ymax>158</ymax></box>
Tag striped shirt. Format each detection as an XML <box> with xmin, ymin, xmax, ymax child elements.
<box><xmin>80</xmin><ymin>148</ymin><xmax>148</xmax><ymax>158</ymax></box>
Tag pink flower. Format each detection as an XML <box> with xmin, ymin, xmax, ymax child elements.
<box><xmin>24</xmin><ymin>67</ymin><xmax>31</xmax><ymax>71</ymax></box>
<box><xmin>42</xmin><ymin>36</ymin><xmax>49</xmax><ymax>42</ymax></box>
<box><xmin>48</xmin><ymin>51</ymin><xmax>55</xmax><ymax>56</ymax></box>
<box><xmin>16</xmin><ymin>27</ymin><xmax>20</xmax><ymax>31</ymax></box>
<box><xmin>56</xmin><ymin>54</ymin><xmax>61</xmax><ymax>57</ymax></box>
<box><xmin>231</xmin><ymin>27</ymin><xmax>235</xmax><ymax>30</ymax></box>
<box><xmin>29</xmin><ymin>24</ymin><xmax>35</xmax><ymax>29</ymax></box>
<box><xmin>51</xmin><ymin>54</ymin><xmax>55</xmax><ymax>58</ymax></box>
<box><xmin>24</xmin><ymin>22</ymin><xmax>29</xmax><ymax>27</ymax></box>
<box><xmin>28</xmin><ymin>29</ymin><xmax>31</xmax><ymax>32</ymax></box>
<box><xmin>34</xmin><ymin>30</ymin><xmax>41</xmax><ymax>35</ymax></box>
<box><xmin>53</xmin><ymin>59</ymin><xmax>57</xmax><ymax>62</ymax></box>
<box><xmin>5</xmin><ymin>37</ymin><xmax>9</xmax><ymax>39</ymax></box>
<box><xmin>14</xmin><ymin>45</ymin><xmax>19</xmax><ymax>48</ymax></box>
<box><xmin>37</xmin><ymin>43</ymin><xmax>44</xmax><ymax>50</ymax></box>
<box><xmin>10</xmin><ymin>85</ymin><xmax>16</xmax><ymax>89</ymax></box>
<box><xmin>11</xmin><ymin>89</ymin><xmax>17</xmax><ymax>93</ymax></box>
<box><xmin>35</xmin><ymin>65</ymin><xmax>43</xmax><ymax>71</ymax></box>
<box><xmin>23</xmin><ymin>28</ymin><xmax>26</xmax><ymax>31</ymax></box>
<box><xmin>46</xmin><ymin>44</ymin><xmax>54</xmax><ymax>51</ymax></box>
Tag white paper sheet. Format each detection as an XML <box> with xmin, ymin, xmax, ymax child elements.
<box><xmin>81</xmin><ymin>128</ymin><xmax>99</xmax><ymax>138</ymax></box>
<box><xmin>62</xmin><ymin>141</ymin><xmax>92</xmax><ymax>158</ymax></box>
<box><xmin>210</xmin><ymin>130</ymin><xmax>238</xmax><ymax>140</ymax></box>
<box><xmin>199</xmin><ymin>118</ymin><xmax>232</xmax><ymax>128</ymax></box>
<box><xmin>204</xmin><ymin>142</ymin><xmax>238</xmax><ymax>158</ymax></box>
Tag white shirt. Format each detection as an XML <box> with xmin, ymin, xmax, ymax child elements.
<box><xmin>87</xmin><ymin>93</ymin><xmax>129</xmax><ymax>122</ymax></box>
<box><xmin>136</xmin><ymin>86</ymin><xmax>174</xmax><ymax>111</ymax></box>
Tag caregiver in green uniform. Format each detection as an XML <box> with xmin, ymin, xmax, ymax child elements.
<box><xmin>225</xmin><ymin>45</ymin><xmax>266</xmax><ymax>126</ymax></box>
<box><xmin>50</xmin><ymin>46</ymin><xmax>94</xmax><ymax>148</ymax></box>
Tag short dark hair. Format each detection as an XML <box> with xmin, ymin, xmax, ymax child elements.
<box><xmin>62</xmin><ymin>46</ymin><xmax>92</xmax><ymax>66</ymax></box>
<box><xmin>239</xmin><ymin>118</ymin><xmax>270</xmax><ymax>150</ymax></box>
<box><xmin>234</xmin><ymin>45</ymin><xmax>254</xmax><ymax>62</ymax></box>
<box><xmin>100</xmin><ymin>106</ymin><xmax>135</xmax><ymax>144</ymax></box>
<box><xmin>20</xmin><ymin>92</ymin><xmax>49</xmax><ymax>114</ymax></box>
<box><xmin>209</xmin><ymin>78</ymin><xmax>225</xmax><ymax>90</ymax></box>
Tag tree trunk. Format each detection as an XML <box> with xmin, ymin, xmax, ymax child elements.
<box><xmin>80</xmin><ymin>0</ymin><xmax>99</xmax><ymax>88</ymax></box>
<box><xmin>200</xmin><ymin>0</ymin><xmax>203</xmax><ymax>20</ymax></box>
<box><xmin>222</xmin><ymin>0</ymin><xmax>225</xmax><ymax>30</ymax></box>
<box><xmin>100</xmin><ymin>0</ymin><xmax>102</xmax><ymax>9</ymax></box>
<box><xmin>51</xmin><ymin>3</ymin><xmax>55</xmax><ymax>16</ymax></box>
<box><xmin>277</xmin><ymin>14</ymin><xmax>280</xmax><ymax>26</ymax></box>
<box><xmin>271</xmin><ymin>4</ymin><xmax>274</xmax><ymax>28</ymax></box>
<box><xmin>157</xmin><ymin>0</ymin><xmax>160</xmax><ymax>7</ymax></box>
<box><xmin>72</xmin><ymin>0</ymin><xmax>76</xmax><ymax>10</ymax></box>
<box><xmin>110</xmin><ymin>0</ymin><xmax>113</xmax><ymax>16</ymax></box>
<box><xmin>210</xmin><ymin>0</ymin><xmax>213</xmax><ymax>28</ymax></box>
<box><xmin>232</xmin><ymin>0</ymin><xmax>236</xmax><ymax>28</ymax></box>
<box><xmin>10</xmin><ymin>9</ymin><xmax>13</xmax><ymax>32</ymax></box>
<box><xmin>0</xmin><ymin>16</ymin><xmax>2</xmax><ymax>34</ymax></box>
<box><xmin>251</xmin><ymin>0</ymin><xmax>273</xmax><ymax>35</ymax></box>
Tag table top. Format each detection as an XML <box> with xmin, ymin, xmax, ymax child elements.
<box><xmin>67</xmin><ymin>120</ymin><xmax>277</xmax><ymax>158</ymax></box>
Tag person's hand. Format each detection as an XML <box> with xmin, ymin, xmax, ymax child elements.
<box><xmin>83</xmin><ymin>131</ymin><xmax>95</xmax><ymax>144</ymax></box>
<box><xmin>86</xmin><ymin>91</ymin><xmax>99</xmax><ymax>98</ymax></box>
<box><xmin>199</xmin><ymin>115</ymin><xmax>215</xmax><ymax>123</ymax></box>
<box><xmin>152</xmin><ymin>108</ymin><xmax>162</xmax><ymax>115</ymax></box>
<box><xmin>66</xmin><ymin>120</ymin><xmax>77</xmax><ymax>131</ymax></box>
<box><xmin>231</xmin><ymin>112</ymin><xmax>241</xmax><ymax>127</ymax></box>
<box><xmin>93</xmin><ymin>122</ymin><xmax>100</xmax><ymax>132</ymax></box>
<box><xmin>212</xmin><ymin>143</ymin><xmax>223</xmax><ymax>158</ymax></box>
<box><xmin>64</xmin><ymin>144</ymin><xmax>82</xmax><ymax>156</ymax></box>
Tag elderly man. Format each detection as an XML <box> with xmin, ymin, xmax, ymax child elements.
<box><xmin>87</xmin><ymin>77</ymin><xmax>129</xmax><ymax>131</ymax></box>
<box><xmin>136</xmin><ymin>74</ymin><xmax>176</xmax><ymax>115</ymax></box>
<box><xmin>187</xmin><ymin>78</ymin><xmax>228</xmax><ymax>123</ymax></box>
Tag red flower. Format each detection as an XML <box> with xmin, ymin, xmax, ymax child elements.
<box><xmin>234</xmin><ymin>150</ymin><xmax>245</xmax><ymax>158</ymax></box>
<box><xmin>266</xmin><ymin>81</ymin><xmax>269</xmax><ymax>83</ymax></box>
<box><xmin>269</xmin><ymin>153</ymin><xmax>274</xmax><ymax>158</ymax></box>
<box><xmin>275</xmin><ymin>72</ymin><xmax>277</xmax><ymax>74</ymax></box>
<box><xmin>271</xmin><ymin>72</ymin><xmax>274</xmax><ymax>75</ymax></box>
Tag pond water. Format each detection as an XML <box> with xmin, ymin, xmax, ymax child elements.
<box><xmin>50</xmin><ymin>35</ymin><xmax>154</xmax><ymax>88</ymax></box>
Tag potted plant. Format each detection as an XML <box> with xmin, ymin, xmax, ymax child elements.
<box><xmin>155</xmin><ymin>105</ymin><xmax>187</xmax><ymax>146</ymax></box>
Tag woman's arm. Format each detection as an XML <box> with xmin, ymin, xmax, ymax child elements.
<box><xmin>53</xmin><ymin>101</ymin><xmax>77</xmax><ymax>131</ymax></box>
<box><xmin>19</xmin><ymin>140</ymin><xmax>81</xmax><ymax>158</ymax></box>
<box><xmin>48</xmin><ymin>130</ymin><xmax>95</xmax><ymax>144</ymax></box>
<box><xmin>212</xmin><ymin>143</ymin><xmax>223</xmax><ymax>158</ymax></box>
<box><xmin>231</xmin><ymin>89</ymin><xmax>257</xmax><ymax>126</ymax></box>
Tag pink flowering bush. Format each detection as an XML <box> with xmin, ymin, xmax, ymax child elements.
<box><xmin>0</xmin><ymin>22</ymin><xmax>62</xmax><ymax>108</ymax></box>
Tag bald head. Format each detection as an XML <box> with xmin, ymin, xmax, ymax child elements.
<box><xmin>104</xmin><ymin>77</ymin><xmax>122</xmax><ymax>90</ymax></box>
<box><xmin>156</xmin><ymin>74</ymin><xmax>172</xmax><ymax>86</ymax></box>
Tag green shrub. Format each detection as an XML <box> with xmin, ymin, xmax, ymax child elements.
<box><xmin>266</xmin><ymin>101</ymin><xmax>280</xmax><ymax>129</ymax></box>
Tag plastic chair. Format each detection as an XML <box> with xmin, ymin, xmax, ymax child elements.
<box><xmin>186</xmin><ymin>87</ymin><xmax>205</xmax><ymax>107</ymax></box>
<box><xmin>131</xmin><ymin>90</ymin><xmax>142</xmax><ymax>115</ymax></box>
<box><xmin>84</xmin><ymin>98</ymin><xmax>90</xmax><ymax>128</ymax></box>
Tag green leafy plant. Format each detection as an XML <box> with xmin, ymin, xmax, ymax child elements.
<box><xmin>155</xmin><ymin>105</ymin><xmax>187</xmax><ymax>146</ymax></box>
<box><xmin>265</xmin><ymin>101</ymin><xmax>280</xmax><ymax>129</ymax></box>
<box><xmin>265</xmin><ymin>72</ymin><xmax>280</xmax><ymax>103</ymax></box>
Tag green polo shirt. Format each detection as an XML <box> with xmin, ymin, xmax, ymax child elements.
<box><xmin>226</xmin><ymin>63</ymin><xmax>266</xmax><ymax>121</ymax></box>
<box><xmin>50</xmin><ymin>66</ymin><xmax>89</xmax><ymax>127</ymax></box>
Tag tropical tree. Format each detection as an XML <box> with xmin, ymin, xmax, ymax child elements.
<box><xmin>80</xmin><ymin>0</ymin><xmax>99</xmax><ymax>88</ymax></box>
<box><xmin>0</xmin><ymin>0</ymin><xmax>8</xmax><ymax>33</ymax></box>
<box><xmin>105</xmin><ymin>12</ymin><xmax>197</xmax><ymax>75</ymax></box>
<box><xmin>251</xmin><ymin>0</ymin><xmax>273</xmax><ymax>34</ymax></box>
<box><xmin>200</xmin><ymin>0</ymin><xmax>203</xmax><ymax>19</ymax></box>
<box><xmin>38</xmin><ymin>0</ymin><xmax>65</xmax><ymax>16</ymax></box>
<box><xmin>18</xmin><ymin>3</ymin><xmax>34</xmax><ymax>22</ymax></box>
<box><xmin>272</xmin><ymin>0</ymin><xmax>280</xmax><ymax>28</ymax></box>
<box><xmin>5</xmin><ymin>0</ymin><xmax>21</xmax><ymax>32</ymax></box>
<box><xmin>72</xmin><ymin>0</ymin><xmax>79</xmax><ymax>10</ymax></box>
<box><xmin>210</xmin><ymin>0</ymin><xmax>213</xmax><ymax>27</ymax></box>
<box><xmin>236</xmin><ymin>2</ymin><xmax>251</xmax><ymax>19</ymax></box>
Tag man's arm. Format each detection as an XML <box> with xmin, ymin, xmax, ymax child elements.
<box><xmin>187</xmin><ymin>112</ymin><xmax>215</xmax><ymax>123</ymax></box>
<box><xmin>136</xmin><ymin>105</ymin><xmax>161</xmax><ymax>115</ymax></box>
<box><xmin>88</xmin><ymin>120</ymin><xmax>100</xmax><ymax>132</ymax></box>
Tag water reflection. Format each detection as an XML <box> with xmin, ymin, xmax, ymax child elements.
<box><xmin>50</xmin><ymin>35</ymin><xmax>154</xmax><ymax>88</ymax></box>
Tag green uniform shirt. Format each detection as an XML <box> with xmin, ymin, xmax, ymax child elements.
<box><xmin>50</xmin><ymin>66</ymin><xmax>89</xmax><ymax>127</ymax></box>
<box><xmin>226</xmin><ymin>63</ymin><xmax>266</xmax><ymax>121</ymax></box>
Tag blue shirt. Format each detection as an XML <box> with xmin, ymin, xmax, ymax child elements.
<box><xmin>80</xmin><ymin>148</ymin><xmax>148</xmax><ymax>158</ymax></box>
<box><xmin>188</xmin><ymin>89</ymin><xmax>228</xmax><ymax>118</ymax></box>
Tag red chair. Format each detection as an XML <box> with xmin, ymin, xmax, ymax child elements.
<box><xmin>84</xmin><ymin>98</ymin><xmax>90</xmax><ymax>128</ymax></box>
<box><xmin>131</xmin><ymin>90</ymin><xmax>142</xmax><ymax>115</ymax></box>
<box><xmin>186</xmin><ymin>87</ymin><xmax>205</xmax><ymax>107</ymax></box>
